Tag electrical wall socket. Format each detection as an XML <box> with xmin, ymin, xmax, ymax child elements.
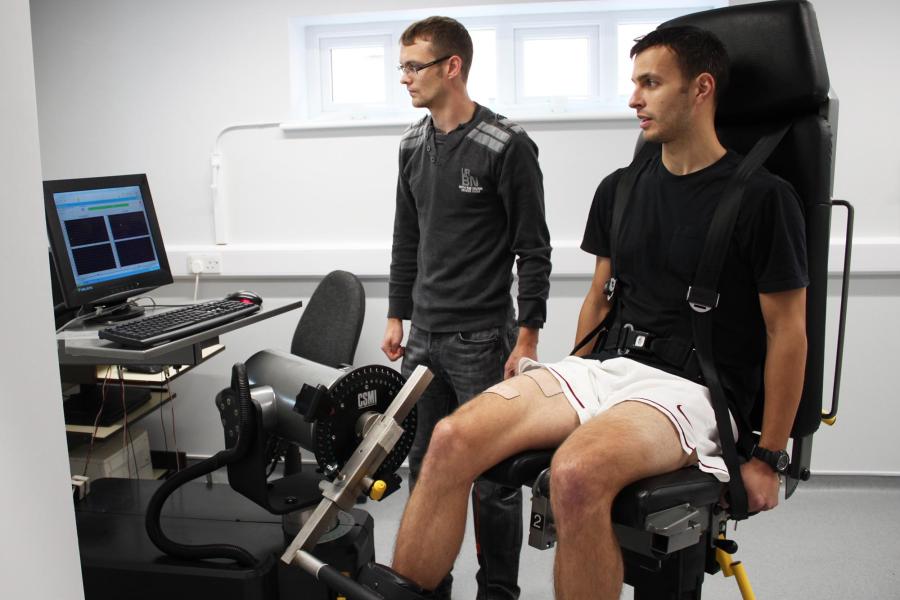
<box><xmin>188</xmin><ymin>253</ymin><xmax>222</xmax><ymax>274</ymax></box>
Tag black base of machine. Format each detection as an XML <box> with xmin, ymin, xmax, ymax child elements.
<box><xmin>278</xmin><ymin>510</ymin><xmax>376</xmax><ymax>599</ymax></box>
<box><xmin>76</xmin><ymin>478</ymin><xmax>374</xmax><ymax>600</ymax></box>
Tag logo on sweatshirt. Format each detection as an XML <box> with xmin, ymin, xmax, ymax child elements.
<box><xmin>459</xmin><ymin>168</ymin><xmax>483</xmax><ymax>193</ymax></box>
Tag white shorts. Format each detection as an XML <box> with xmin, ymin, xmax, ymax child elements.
<box><xmin>518</xmin><ymin>356</ymin><xmax>737</xmax><ymax>482</ymax></box>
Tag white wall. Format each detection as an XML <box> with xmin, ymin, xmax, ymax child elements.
<box><xmin>29</xmin><ymin>0</ymin><xmax>900</xmax><ymax>475</ymax></box>
<box><xmin>0</xmin><ymin>1</ymin><xmax>84</xmax><ymax>599</ymax></box>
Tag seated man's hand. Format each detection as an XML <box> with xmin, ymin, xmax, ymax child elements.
<box><xmin>741</xmin><ymin>459</ymin><xmax>781</xmax><ymax>512</ymax></box>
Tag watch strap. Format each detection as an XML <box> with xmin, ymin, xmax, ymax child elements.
<box><xmin>752</xmin><ymin>444</ymin><xmax>789</xmax><ymax>473</ymax></box>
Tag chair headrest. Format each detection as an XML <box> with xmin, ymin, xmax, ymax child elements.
<box><xmin>662</xmin><ymin>0</ymin><xmax>829</xmax><ymax>123</ymax></box>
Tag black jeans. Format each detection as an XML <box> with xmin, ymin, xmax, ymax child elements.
<box><xmin>402</xmin><ymin>324</ymin><xmax>523</xmax><ymax>600</ymax></box>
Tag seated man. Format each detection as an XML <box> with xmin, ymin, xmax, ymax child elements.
<box><xmin>391</xmin><ymin>25</ymin><xmax>808</xmax><ymax>599</ymax></box>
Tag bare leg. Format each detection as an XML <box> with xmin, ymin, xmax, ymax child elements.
<box><xmin>392</xmin><ymin>372</ymin><xmax>578</xmax><ymax>590</ymax></box>
<box><xmin>551</xmin><ymin>401</ymin><xmax>695</xmax><ymax>600</ymax></box>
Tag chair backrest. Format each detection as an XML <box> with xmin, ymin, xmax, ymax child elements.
<box><xmin>290</xmin><ymin>270</ymin><xmax>366</xmax><ymax>368</ymax></box>
<box><xmin>662</xmin><ymin>0</ymin><xmax>833</xmax><ymax>439</ymax></box>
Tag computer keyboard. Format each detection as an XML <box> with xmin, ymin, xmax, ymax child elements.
<box><xmin>98</xmin><ymin>299</ymin><xmax>260</xmax><ymax>348</ymax></box>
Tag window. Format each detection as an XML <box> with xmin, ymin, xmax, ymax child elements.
<box><xmin>516</xmin><ymin>27</ymin><xmax>598</xmax><ymax>101</ymax></box>
<box><xmin>467</xmin><ymin>28</ymin><xmax>498</xmax><ymax>105</ymax></box>
<box><xmin>290</xmin><ymin>2</ymin><xmax>724</xmax><ymax>125</ymax></box>
<box><xmin>327</xmin><ymin>43</ymin><xmax>387</xmax><ymax>105</ymax></box>
<box><xmin>616</xmin><ymin>22</ymin><xmax>662</xmax><ymax>96</ymax></box>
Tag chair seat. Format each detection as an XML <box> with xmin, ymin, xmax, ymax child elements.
<box><xmin>482</xmin><ymin>450</ymin><xmax>721</xmax><ymax>529</ymax></box>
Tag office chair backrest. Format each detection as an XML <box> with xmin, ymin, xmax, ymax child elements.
<box><xmin>663</xmin><ymin>0</ymin><xmax>832</xmax><ymax>438</ymax></box>
<box><xmin>290</xmin><ymin>270</ymin><xmax>366</xmax><ymax>368</ymax></box>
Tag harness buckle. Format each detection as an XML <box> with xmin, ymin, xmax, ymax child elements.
<box><xmin>618</xmin><ymin>323</ymin><xmax>633</xmax><ymax>355</ymax></box>
<box><xmin>604</xmin><ymin>277</ymin><xmax>617</xmax><ymax>301</ymax></box>
<box><xmin>617</xmin><ymin>323</ymin><xmax>652</xmax><ymax>356</ymax></box>
<box><xmin>687</xmin><ymin>286</ymin><xmax>720</xmax><ymax>313</ymax></box>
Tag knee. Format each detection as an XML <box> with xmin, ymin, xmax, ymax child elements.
<box><xmin>549</xmin><ymin>451</ymin><xmax>619</xmax><ymax>523</ymax></box>
<box><xmin>419</xmin><ymin>416</ymin><xmax>479</xmax><ymax>480</ymax></box>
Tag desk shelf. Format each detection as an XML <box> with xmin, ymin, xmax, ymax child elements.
<box><xmin>93</xmin><ymin>344</ymin><xmax>225</xmax><ymax>386</ymax></box>
<box><xmin>65</xmin><ymin>390</ymin><xmax>176</xmax><ymax>440</ymax></box>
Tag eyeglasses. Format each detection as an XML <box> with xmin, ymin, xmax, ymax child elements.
<box><xmin>396</xmin><ymin>55</ymin><xmax>452</xmax><ymax>76</ymax></box>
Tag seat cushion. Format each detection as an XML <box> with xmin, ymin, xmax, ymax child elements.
<box><xmin>480</xmin><ymin>449</ymin><xmax>554</xmax><ymax>488</ymax></box>
<box><xmin>482</xmin><ymin>450</ymin><xmax>721</xmax><ymax>528</ymax></box>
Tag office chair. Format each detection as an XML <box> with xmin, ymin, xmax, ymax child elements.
<box><xmin>290</xmin><ymin>270</ymin><xmax>366</xmax><ymax>368</ymax></box>
<box><xmin>285</xmin><ymin>269</ymin><xmax>366</xmax><ymax>474</ymax></box>
<box><xmin>483</xmin><ymin>1</ymin><xmax>853</xmax><ymax>598</ymax></box>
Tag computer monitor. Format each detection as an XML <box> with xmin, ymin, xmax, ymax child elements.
<box><xmin>44</xmin><ymin>174</ymin><xmax>173</xmax><ymax>321</ymax></box>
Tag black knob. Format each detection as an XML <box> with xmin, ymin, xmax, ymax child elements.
<box><xmin>714</xmin><ymin>538</ymin><xmax>739</xmax><ymax>554</ymax></box>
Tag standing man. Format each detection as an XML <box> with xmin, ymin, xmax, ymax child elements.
<box><xmin>389</xmin><ymin>25</ymin><xmax>808</xmax><ymax>599</ymax></box>
<box><xmin>381</xmin><ymin>15</ymin><xmax>552</xmax><ymax>600</ymax></box>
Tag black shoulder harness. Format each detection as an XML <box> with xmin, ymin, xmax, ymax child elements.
<box><xmin>574</xmin><ymin>126</ymin><xmax>790</xmax><ymax>520</ymax></box>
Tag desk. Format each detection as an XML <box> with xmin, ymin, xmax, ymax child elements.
<box><xmin>59</xmin><ymin>300</ymin><xmax>302</xmax><ymax>439</ymax></box>
<box><xmin>58</xmin><ymin>300</ymin><xmax>303</xmax><ymax>366</ymax></box>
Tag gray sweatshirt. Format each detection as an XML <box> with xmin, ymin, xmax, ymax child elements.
<box><xmin>388</xmin><ymin>104</ymin><xmax>552</xmax><ymax>332</ymax></box>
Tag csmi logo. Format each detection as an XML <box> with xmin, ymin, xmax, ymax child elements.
<box><xmin>357</xmin><ymin>389</ymin><xmax>377</xmax><ymax>409</ymax></box>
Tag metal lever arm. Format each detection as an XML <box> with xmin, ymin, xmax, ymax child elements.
<box><xmin>282</xmin><ymin>365</ymin><xmax>433</xmax><ymax>565</ymax></box>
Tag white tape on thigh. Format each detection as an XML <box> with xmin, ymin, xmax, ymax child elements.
<box><xmin>522</xmin><ymin>368</ymin><xmax>563</xmax><ymax>398</ymax></box>
<box><xmin>484</xmin><ymin>381</ymin><xmax>521</xmax><ymax>400</ymax></box>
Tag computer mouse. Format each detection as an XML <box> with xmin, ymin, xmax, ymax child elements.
<box><xmin>225</xmin><ymin>290</ymin><xmax>263</xmax><ymax>306</ymax></box>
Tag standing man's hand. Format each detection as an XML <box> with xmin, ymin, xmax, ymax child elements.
<box><xmin>382</xmin><ymin>318</ymin><xmax>406</xmax><ymax>361</ymax></box>
<box><xmin>504</xmin><ymin>326</ymin><xmax>539</xmax><ymax>379</ymax></box>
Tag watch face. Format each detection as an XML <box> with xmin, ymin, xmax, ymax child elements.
<box><xmin>776</xmin><ymin>452</ymin><xmax>790</xmax><ymax>472</ymax></box>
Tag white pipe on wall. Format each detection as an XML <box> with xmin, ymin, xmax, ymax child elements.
<box><xmin>211</xmin><ymin>121</ymin><xmax>281</xmax><ymax>244</ymax></box>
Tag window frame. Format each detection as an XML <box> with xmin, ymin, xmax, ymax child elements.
<box><xmin>318</xmin><ymin>34</ymin><xmax>394</xmax><ymax>115</ymax></box>
<box><xmin>289</xmin><ymin>2</ymin><xmax>726</xmax><ymax>126</ymax></box>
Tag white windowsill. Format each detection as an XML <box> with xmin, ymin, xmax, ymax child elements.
<box><xmin>279</xmin><ymin>109</ymin><xmax>635</xmax><ymax>132</ymax></box>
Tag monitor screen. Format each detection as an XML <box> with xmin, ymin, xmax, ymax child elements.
<box><xmin>44</xmin><ymin>174</ymin><xmax>173</xmax><ymax>312</ymax></box>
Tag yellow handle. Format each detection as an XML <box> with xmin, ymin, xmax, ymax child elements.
<box><xmin>716</xmin><ymin>534</ymin><xmax>755</xmax><ymax>600</ymax></box>
<box><xmin>731</xmin><ymin>561</ymin><xmax>756</xmax><ymax>600</ymax></box>
<box><xmin>716</xmin><ymin>547</ymin><xmax>735</xmax><ymax>578</ymax></box>
<box><xmin>716</xmin><ymin>534</ymin><xmax>735</xmax><ymax>577</ymax></box>
<box><xmin>369</xmin><ymin>480</ymin><xmax>387</xmax><ymax>501</ymax></box>
<box><xmin>822</xmin><ymin>415</ymin><xmax>837</xmax><ymax>426</ymax></box>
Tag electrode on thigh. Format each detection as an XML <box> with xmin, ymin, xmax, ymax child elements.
<box><xmin>484</xmin><ymin>381</ymin><xmax>522</xmax><ymax>400</ymax></box>
<box><xmin>522</xmin><ymin>368</ymin><xmax>563</xmax><ymax>398</ymax></box>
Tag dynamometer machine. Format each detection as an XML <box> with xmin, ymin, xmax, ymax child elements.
<box><xmin>139</xmin><ymin>349</ymin><xmax>434</xmax><ymax>599</ymax></box>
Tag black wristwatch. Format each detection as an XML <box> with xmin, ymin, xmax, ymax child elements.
<box><xmin>751</xmin><ymin>445</ymin><xmax>790</xmax><ymax>474</ymax></box>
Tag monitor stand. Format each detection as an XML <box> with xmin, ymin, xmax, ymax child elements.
<box><xmin>85</xmin><ymin>300</ymin><xmax>146</xmax><ymax>324</ymax></box>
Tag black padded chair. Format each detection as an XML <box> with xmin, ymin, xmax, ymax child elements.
<box><xmin>484</xmin><ymin>1</ymin><xmax>853</xmax><ymax>598</ymax></box>
<box><xmin>290</xmin><ymin>270</ymin><xmax>366</xmax><ymax>368</ymax></box>
<box><xmin>284</xmin><ymin>270</ymin><xmax>366</xmax><ymax>474</ymax></box>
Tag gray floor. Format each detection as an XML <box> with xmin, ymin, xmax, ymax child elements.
<box><xmin>363</xmin><ymin>472</ymin><xmax>900</xmax><ymax>599</ymax></box>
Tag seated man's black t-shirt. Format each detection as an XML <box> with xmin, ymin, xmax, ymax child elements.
<box><xmin>581</xmin><ymin>150</ymin><xmax>809</xmax><ymax>434</ymax></box>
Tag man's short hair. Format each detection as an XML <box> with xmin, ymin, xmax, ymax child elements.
<box><xmin>630</xmin><ymin>25</ymin><xmax>729</xmax><ymax>101</ymax></box>
<box><xmin>400</xmin><ymin>16</ymin><xmax>473</xmax><ymax>81</ymax></box>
